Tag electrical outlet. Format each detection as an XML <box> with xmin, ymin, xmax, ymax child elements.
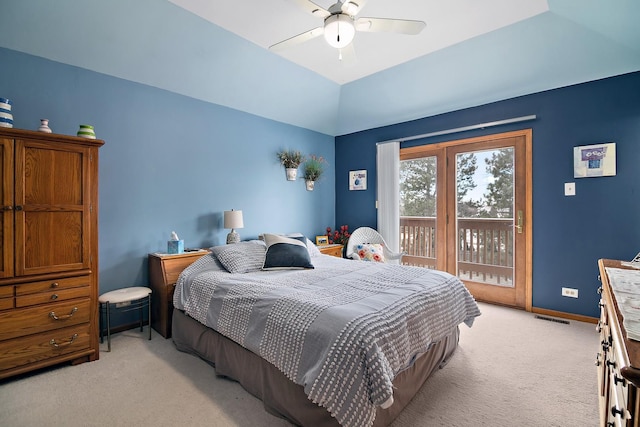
<box><xmin>561</xmin><ymin>287</ymin><xmax>579</xmax><ymax>298</ymax></box>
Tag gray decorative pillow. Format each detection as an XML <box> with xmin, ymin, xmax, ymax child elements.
<box><xmin>262</xmin><ymin>233</ymin><xmax>314</xmax><ymax>270</ymax></box>
<box><xmin>211</xmin><ymin>241</ymin><xmax>266</xmax><ymax>273</ymax></box>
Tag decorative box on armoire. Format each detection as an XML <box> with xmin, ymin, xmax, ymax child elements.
<box><xmin>0</xmin><ymin>127</ymin><xmax>103</xmax><ymax>379</ymax></box>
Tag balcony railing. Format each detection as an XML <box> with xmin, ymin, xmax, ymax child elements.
<box><xmin>400</xmin><ymin>216</ymin><xmax>514</xmax><ymax>286</ymax></box>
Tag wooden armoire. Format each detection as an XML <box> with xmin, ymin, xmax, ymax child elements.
<box><xmin>0</xmin><ymin>127</ymin><xmax>103</xmax><ymax>379</ymax></box>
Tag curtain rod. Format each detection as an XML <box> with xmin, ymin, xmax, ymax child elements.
<box><xmin>377</xmin><ymin>115</ymin><xmax>537</xmax><ymax>145</ymax></box>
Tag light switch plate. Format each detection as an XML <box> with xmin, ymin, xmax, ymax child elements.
<box><xmin>564</xmin><ymin>182</ymin><xmax>576</xmax><ymax>196</ymax></box>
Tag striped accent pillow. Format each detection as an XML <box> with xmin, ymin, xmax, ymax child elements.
<box><xmin>262</xmin><ymin>234</ymin><xmax>314</xmax><ymax>270</ymax></box>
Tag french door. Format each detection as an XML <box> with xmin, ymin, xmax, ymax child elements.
<box><xmin>399</xmin><ymin>130</ymin><xmax>532</xmax><ymax>309</ymax></box>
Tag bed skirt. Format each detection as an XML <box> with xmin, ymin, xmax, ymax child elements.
<box><xmin>172</xmin><ymin>308</ymin><xmax>460</xmax><ymax>427</ymax></box>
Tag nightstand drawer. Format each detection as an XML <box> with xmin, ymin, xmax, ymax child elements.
<box><xmin>149</xmin><ymin>251</ymin><xmax>210</xmax><ymax>339</ymax></box>
<box><xmin>318</xmin><ymin>244</ymin><xmax>343</xmax><ymax>258</ymax></box>
<box><xmin>152</xmin><ymin>252</ymin><xmax>210</xmax><ymax>285</ymax></box>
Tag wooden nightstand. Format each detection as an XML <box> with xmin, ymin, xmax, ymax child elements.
<box><xmin>318</xmin><ymin>244</ymin><xmax>343</xmax><ymax>258</ymax></box>
<box><xmin>148</xmin><ymin>250</ymin><xmax>210</xmax><ymax>338</ymax></box>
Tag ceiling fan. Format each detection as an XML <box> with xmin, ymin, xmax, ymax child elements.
<box><xmin>269</xmin><ymin>0</ymin><xmax>426</xmax><ymax>62</ymax></box>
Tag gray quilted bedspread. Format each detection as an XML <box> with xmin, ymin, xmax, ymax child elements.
<box><xmin>174</xmin><ymin>254</ymin><xmax>481</xmax><ymax>427</ymax></box>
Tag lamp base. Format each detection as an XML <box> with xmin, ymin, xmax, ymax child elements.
<box><xmin>226</xmin><ymin>230</ymin><xmax>240</xmax><ymax>244</ymax></box>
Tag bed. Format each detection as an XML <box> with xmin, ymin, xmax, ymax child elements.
<box><xmin>172</xmin><ymin>235</ymin><xmax>481</xmax><ymax>427</ymax></box>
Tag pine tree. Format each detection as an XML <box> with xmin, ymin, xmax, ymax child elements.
<box><xmin>400</xmin><ymin>154</ymin><xmax>481</xmax><ymax>217</ymax></box>
<box><xmin>400</xmin><ymin>157</ymin><xmax>438</xmax><ymax>216</ymax></box>
<box><xmin>456</xmin><ymin>153</ymin><xmax>480</xmax><ymax>218</ymax></box>
<box><xmin>481</xmin><ymin>148</ymin><xmax>514</xmax><ymax>218</ymax></box>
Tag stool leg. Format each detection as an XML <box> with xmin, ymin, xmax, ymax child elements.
<box><xmin>139</xmin><ymin>297</ymin><xmax>143</xmax><ymax>332</ymax></box>
<box><xmin>106</xmin><ymin>302</ymin><xmax>111</xmax><ymax>352</ymax></box>
<box><xmin>99</xmin><ymin>302</ymin><xmax>103</xmax><ymax>344</ymax></box>
<box><xmin>148</xmin><ymin>293</ymin><xmax>152</xmax><ymax>341</ymax></box>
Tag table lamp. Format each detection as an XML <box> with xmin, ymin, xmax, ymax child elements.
<box><xmin>224</xmin><ymin>209</ymin><xmax>244</xmax><ymax>244</ymax></box>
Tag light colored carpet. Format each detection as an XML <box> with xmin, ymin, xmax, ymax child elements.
<box><xmin>0</xmin><ymin>302</ymin><xmax>598</xmax><ymax>427</ymax></box>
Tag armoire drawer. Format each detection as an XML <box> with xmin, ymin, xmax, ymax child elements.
<box><xmin>0</xmin><ymin>285</ymin><xmax>13</xmax><ymax>311</ymax></box>
<box><xmin>0</xmin><ymin>323</ymin><xmax>91</xmax><ymax>371</ymax></box>
<box><xmin>15</xmin><ymin>276</ymin><xmax>90</xmax><ymax>296</ymax></box>
<box><xmin>0</xmin><ymin>285</ymin><xmax>12</xmax><ymax>298</ymax></box>
<box><xmin>0</xmin><ymin>298</ymin><xmax>13</xmax><ymax>311</ymax></box>
<box><xmin>0</xmin><ymin>298</ymin><xmax>90</xmax><ymax>341</ymax></box>
<box><xmin>15</xmin><ymin>285</ymin><xmax>90</xmax><ymax>308</ymax></box>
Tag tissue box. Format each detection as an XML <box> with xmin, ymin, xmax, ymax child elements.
<box><xmin>167</xmin><ymin>240</ymin><xmax>184</xmax><ymax>254</ymax></box>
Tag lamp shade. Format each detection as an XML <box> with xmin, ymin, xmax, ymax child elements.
<box><xmin>224</xmin><ymin>210</ymin><xmax>244</xmax><ymax>229</ymax></box>
<box><xmin>323</xmin><ymin>14</ymin><xmax>355</xmax><ymax>49</ymax></box>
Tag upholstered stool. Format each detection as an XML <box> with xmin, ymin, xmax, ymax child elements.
<box><xmin>98</xmin><ymin>287</ymin><xmax>152</xmax><ymax>352</ymax></box>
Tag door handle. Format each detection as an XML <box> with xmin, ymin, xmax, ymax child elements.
<box><xmin>516</xmin><ymin>210</ymin><xmax>523</xmax><ymax>234</ymax></box>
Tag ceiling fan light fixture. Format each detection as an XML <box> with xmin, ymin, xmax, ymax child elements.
<box><xmin>342</xmin><ymin>1</ymin><xmax>359</xmax><ymax>16</ymax></box>
<box><xmin>323</xmin><ymin>14</ymin><xmax>355</xmax><ymax>49</ymax></box>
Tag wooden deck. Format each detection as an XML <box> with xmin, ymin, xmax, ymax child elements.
<box><xmin>400</xmin><ymin>216</ymin><xmax>513</xmax><ymax>286</ymax></box>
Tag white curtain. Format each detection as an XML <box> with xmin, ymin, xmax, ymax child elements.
<box><xmin>376</xmin><ymin>141</ymin><xmax>400</xmax><ymax>253</ymax></box>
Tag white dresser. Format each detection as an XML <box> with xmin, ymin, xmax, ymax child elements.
<box><xmin>598</xmin><ymin>259</ymin><xmax>640</xmax><ymax>427</ymax></box>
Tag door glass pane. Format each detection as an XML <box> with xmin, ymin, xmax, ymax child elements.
<box><xmin>456</xmin><ymin>148</ymin><xmax>514</xmax><ymax>286</ymax></box>
<box><xmin>400</xmin><ymin>156</ymin><xmax>437</xmax><ymax>268</ymax></box>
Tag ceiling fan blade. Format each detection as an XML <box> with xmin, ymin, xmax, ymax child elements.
<box><xmin>355</xmin><ymin>17</ymin><xmax>426</xmax><ymax>35</ymax></box>
<box><xmin>269</xmin><ymin>26</ymin><xmax>324</xmax><ymax>52</ymax></box>
<box><xmin>341</xmin><ymin>0</ymin><xmax>367</xmax><ymax>16</ymax></box>
<box><xmin>338</xmin><ymin>43</ymin><xmax>357</xmax><ymax>67</ymax></box>
<box><xmin>290</xmin><ymin>0</ymin><xmax>331</xmax><ymax>18</ymax></box>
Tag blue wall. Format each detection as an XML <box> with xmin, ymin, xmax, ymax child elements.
<box><xmin>0</xmin><ymin>48</ymin><xmax>335</xmax><ymax>325</ymax></box>
<box><xmin>3</xmin><ymin>46</ymin><xmax>639</xmax><ymax>321</ymax></box>
<box><xmin>336</xmin><ymin>71</ymin><xmax>640</xmax><ymax>318</ymax></box>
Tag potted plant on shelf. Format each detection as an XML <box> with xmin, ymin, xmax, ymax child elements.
<box><xmin>277</xmin><ymin>149</ymin><xmax>305</xmax><ymax>181</ymax></box>
<box><xmin>302</xmin><ymin>155</ymin><xmax>326</xmax><ymax>191</ymax></box>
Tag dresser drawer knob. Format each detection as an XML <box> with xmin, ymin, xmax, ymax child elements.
<box><xmin>613</xmin><ymin>374</ymin><xmax>627</xmax><ymax>387</ymax></box>
<box><xmin>611</xmin><ymin>406</ymin><xmax>631</xmax><ymax>420</ymax></box>
<box><xmin>49</xmin><ymin>333</ymin><xmax>78</xmax><ymax>348</ymax></box>
<box><xmin>49</xmin><ymin>307</ymin><xmax>78</xmax><ymax>320</ymax></box>
<box><xmin>50</xmin><ymin>282</ymin><xmax>59</xmax><ymax>288</ymax></box>
<box><xmin>51</xmin><ymin>294</ymin><xmax>58</xmax><ymax>300</ymax></box>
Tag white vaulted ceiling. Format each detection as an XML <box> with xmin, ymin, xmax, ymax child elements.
<box><xmin>0</xmin><ymin>0</ymin><xmax>639</xmax><ymax>136</ymax></box>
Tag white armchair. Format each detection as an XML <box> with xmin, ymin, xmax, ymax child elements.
<box><xmin>345</xmin><ymin>227</ymin><xmax>405</xmax><ymax>263</ymax></box>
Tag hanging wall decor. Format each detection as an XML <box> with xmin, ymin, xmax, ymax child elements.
<box><xmin>349</xmin><ymin>170</ymin><xmax>367</xmax><ymax>190</ymax></box>
<box><xmin>303</xmin><ymin>155</ymin><xmax>326</xmax><ymax>191</ymax></box>
<box><xmin>573</xmin><ymin>142</ymin><xmax>616</xmax><ymax>178</ymax></box>
<box><xmin>277</xmin><ymin>149</ymin><xmax>305</xmax><ymax>181</ymax></box>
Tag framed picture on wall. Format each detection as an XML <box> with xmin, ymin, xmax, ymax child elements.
<box><xmin>349</xmin><ymin>170</ymin><xmax>367</xmax><ymax>190</ymax></box>
<box><xmin>573</xmin><ymin>142</ymin><xmax>616</xmax><ymax>178</ymax></box>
